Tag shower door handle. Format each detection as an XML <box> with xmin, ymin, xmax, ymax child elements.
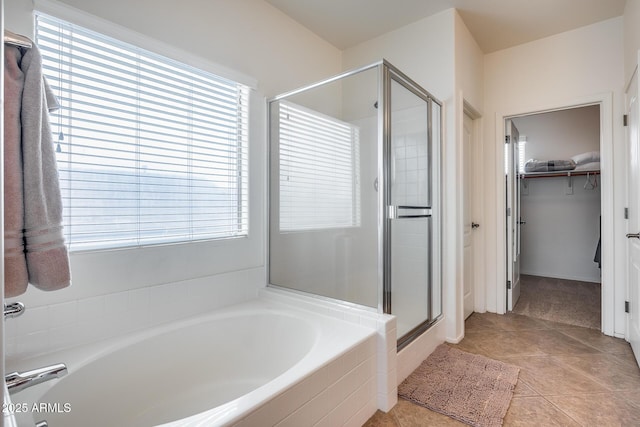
<box><xmin>389</xmin><ymin>206</ymin><xmax>432</xmax><ymax>219</ymax></box>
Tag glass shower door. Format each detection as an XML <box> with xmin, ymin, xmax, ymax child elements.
<box><xmin>387</xmin><ymin>73</ymin><xmax>434</xmax><ymax>346</ymax></box>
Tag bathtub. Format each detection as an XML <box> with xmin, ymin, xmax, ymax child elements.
<box><xmin>8</xmin><ymin>297</ymin><xmax>379</xmax><ymax>426</ymax></box>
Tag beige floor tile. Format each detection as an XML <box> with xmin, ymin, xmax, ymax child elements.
<box><xmin>506</xmin><ymin>355</ymin><xmax>611</xmax><ymax>395</ymax></box>
<box><xmin>481</xmin><ymin>313</ymin><xmax>551</xmax><ymax>332</ymax></box>
<box><xmin>546</xmin><ymin>393</ymin><xmax>640</xmax><ymax>426</ymax></box>
<box><xmin>473</xmin><ymin>331</ymin><xmax>547</xmax><ymax>359</ymax></box>
<box><xmin>513</xmin><ymin>380</ymin><xmax>539</xmax><ymax>397</ymax></box>
<box><xmin>361</xmin><ymin>410</ymin><xmax>399</xmax><ymax>427</ymax></box>
<box><xmin>390</xmin><ymin>399</ymin><xmax>466</xmax><ymax>427</ymax></box>
<box><xmin>617</xmin><ymin>390</ymin><xmax>640</xmax><ymax>409</ymax></box>
<box><xmin>503</xmin><ymin>396</ymin><xmax>580</xmax><ymax>426</ymax></box>
<box><xmin>449</xmin><ymin>330</ymin><xmax>499</xmax><ymax>358</ymax></box>
<box><xmin>464</xmin><ymin>313</ymin><xmax>499</xmax><ymax>332</ymax></box>
<box><xmin>557</xmin><ymin>326</ymin><xmax>634</xmax><ymax>355</ymax></box>
<box><xmin>610</xmin><ymin>348</ymin><xmax>640</xmax><ymax>368</ymax></box>
<box><xmin>364</xmin><ymin>296</ymin><xmax>640</xmax><ymax>427</ymax></box>
<box><xmin>552</xmin><ymin>353</ymin><xmax>640</xmax><ymax>391</ymax></box>
<box><xmin>516</xmin><ymin>329</ymin><xmax>601</xmax><ymax>356</ymax></box>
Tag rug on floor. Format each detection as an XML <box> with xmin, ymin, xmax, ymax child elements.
<box><xmin>398</xmin><ymin>344</ymin><xmax>519</xmax><ymax>427</ymax></box>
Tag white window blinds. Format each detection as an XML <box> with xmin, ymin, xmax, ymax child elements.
<box><xmin>36</xmin><ymin>13</ymin><xmax>249</xmax><ymax>251</ymax></box>
<box><xmin>278</xmin><ymin>101</ymin><xmax>361</xmax><ymax>231</ymax></box>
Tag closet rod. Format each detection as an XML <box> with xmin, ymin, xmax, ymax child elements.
<box><xmin>520</xmin><ymin>170</ymin><xmax>600</xmax><ymax>180</ymax></box>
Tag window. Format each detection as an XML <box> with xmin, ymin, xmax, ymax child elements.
<box><xmin>278</xmin><ymin>101</ymin><xmax>361</xmax><ymax>231</ymax></box>
<box><xmin>36</xmin><ymin>13</ymin><xmax>249</xmax><ymax>251</ymax></box>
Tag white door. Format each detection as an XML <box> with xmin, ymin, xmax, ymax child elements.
<box><xmin>627</xmin><ymin>65</ymin><xmax>640</xmax><ymax>365</ymax></box>
<box><xmin>506</xmin><ymin>120</ymin><xmax>521</xmax><ymax>311</ymax></box>
<box><xmin>463</xmin><ymin>112</ymin><xmax>476</xmax><ymax>319</ymax></box>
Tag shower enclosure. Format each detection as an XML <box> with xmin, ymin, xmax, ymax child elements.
<box><xmin>268</xmin><ymin>60</ymin><xmax>442</xmax><ymax>348</ymax></box>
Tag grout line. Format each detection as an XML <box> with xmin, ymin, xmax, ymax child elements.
<box><xmin>514</xmin><ymin>379</ymin><xmax>541</xmax><ymax>397</ymax></box>
<box><xmin>549</xmin><ymin>353</ymin><xmax>640</xmax><ymax>393</ymax></box>
<box><xmin>539</xmin><ymin>394</ymin><xmax>585</xmax><ymax>427</ymax></box>
<box><xmin>555</xmin><ymin>328</ymin><xmax>634</xmax><ymax>358</ymax></box>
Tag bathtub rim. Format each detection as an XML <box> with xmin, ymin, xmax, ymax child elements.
<box><xmin>7</xmin><ymin>294</ymin><xmax>378</xmax><ymax>426</ymax></box>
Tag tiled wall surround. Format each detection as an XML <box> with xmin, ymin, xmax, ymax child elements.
<box><xmin>5</xmin><ymin>267</ymin><xmax>265</xmax><ymax>359</ymax></box>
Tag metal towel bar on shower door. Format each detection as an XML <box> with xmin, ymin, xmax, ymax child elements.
<box><xmin>389</xmin><ymin>206</ymin><xmax>432</xmax><ymax>219</ymax></box>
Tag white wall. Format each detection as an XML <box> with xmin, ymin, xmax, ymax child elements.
<box><xmin>342</xmin><ymin>10</ymin><xmax>454</xmax><ymax>104</ymax></box>
<box><xmin>624</xmin><ymin>0</ymin><xmax>640</xmax><ymax>86</ymax></box>
<box><xmin>4</xmin><ymin>0</ymin><xmax>343</xmax><ymax>356</ymax></box>
<box><xmin>519</xmin><ymin>177</ymin><xmax>601</xmax><ymax>282</ymax></box>
<box><xmin>454</xmin><ymin>11</ymin><xmax>485</xmax><ymax>323</ymax></box>
<box><xmin>342</xmin><ymin>8</ymin><xmax>485</xmax><ymax>346</ymax></box>
<box><xmin>515</xmin><ymin>106</ymin><xmax>601</xmax><ymax>160</ymax></box>
<box><xmin>483</xmin><ymin>17</ymin><xmax>625</xmax><ymax>336</ymax></box>
<box><xmin>7</xmin><ymin>0</ymin><xmax>342</xmax><ymax>97</ymax></box>
<box><xmin>454</xmin><ymin>11</ymin><xmax>484</xmax><ymax>113</ymax></box>
<box><xmin>342</xmin><ymin>10</ymin><xmax>456</xmax><ymax>354</ymax></box>
<box><xmin>342</xmin><ymin>10</ymin><xmax>457</xmax><ymax>350</ymax></box>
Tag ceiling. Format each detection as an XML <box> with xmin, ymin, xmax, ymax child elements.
<box><xmin>264</xmin><ymin>0</ymin><xmax>627</xmax><ymax>53</ymax></box>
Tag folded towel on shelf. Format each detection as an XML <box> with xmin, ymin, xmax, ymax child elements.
<box><xmin>524</xmin><ymin>159</ymin><xmax>576</xmax><ymax>173</ymax></box>
<box><xmin>571</xmin><ymin>151</ymin><xmax>600</xmax><ymax>165</ymax></box>
<box><xmin>3</xmin><ymin>41</ymin><xmax>71</xmax><ymax>297</ymax></box>
<box><xmin>574</xmin><ymin>161</ymin><xmax>600</xmax><ymax>171</ymax></box>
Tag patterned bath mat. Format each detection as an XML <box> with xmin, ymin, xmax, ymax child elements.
<box><xmin>398</xmin><ymin>344</ymin><xmax>519</xmax><ymax>427</ymax></box>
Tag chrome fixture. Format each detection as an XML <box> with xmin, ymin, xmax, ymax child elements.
<box><xmin>4</xmin><ymin>29</ymin><xmax>33</xmax><ymax>49</ymax></box>
<box><xmin>5</xmin><ymin>364</ymin><xmax>67</xmax><ymax>394</ymax></box>
<box><xmin>35</xmin><ymin>422</ymin><xmax>49</xmax><ymax>427</ymax></box>
<box><xmin>4</xmin><ymin>302</ymin><xmax>25</xmax><ymax>319</ymax></box>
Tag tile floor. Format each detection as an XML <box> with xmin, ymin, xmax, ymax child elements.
<box><xmin>363</xmin><ymin>312</ymin><xmax>640</xmax><ymax>426</ymax></box>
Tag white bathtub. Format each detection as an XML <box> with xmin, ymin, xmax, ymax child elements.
<box><xmin>9</xmin><ymin>297</ymin><xmax>379</xmax><ymax>426</ymax></box>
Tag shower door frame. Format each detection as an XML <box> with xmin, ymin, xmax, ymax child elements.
<box><xmin>266</xmin><ymin>60</ymin><xmax>443</xmax><ymax>349</ymax></box>
<box><xmin>380</xmin><ymin>61</ymin><xmax>443</xmax><ymax>350</ymax></box>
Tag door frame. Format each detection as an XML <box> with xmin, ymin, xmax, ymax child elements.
<box><xmin>495</xmin><ymin>92</ymin><xmax>615</xmax><ymax>336</ymax></box>
<box><xmin>625</xmin><ymin>59</ymin><xmax>639</xmax><ymax>362</ymax></box>
<box><xmin>505</xmin><ymin>119</ymin><xmax>522</xmax><ymax>311</ymax></box>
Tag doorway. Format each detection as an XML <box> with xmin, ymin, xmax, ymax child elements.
<box><xmin>505</xmin><ymin>105</ymin><xmax>603</xmax><ymax>330</ymax></box>
<box><xmin>463</xmin><ymin>109</ymin><xmax>480</xmax><ymax>319</ymax></box>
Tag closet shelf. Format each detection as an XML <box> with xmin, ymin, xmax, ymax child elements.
<box><xmin>519</xmin><ymin>170</ymin><xmax>600</xmax><ymax>179</ymax></box>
